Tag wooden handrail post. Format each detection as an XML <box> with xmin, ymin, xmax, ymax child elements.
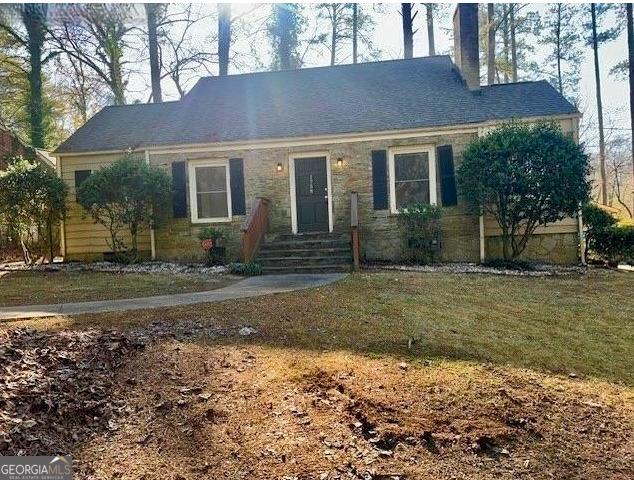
<box><xmin>241</xmin><ymin>197</ymin><xmax>270</xmax><ymax>263</ymax></box>
<box><xmin>350</xmin><ymin>192</ymin><xmax>360</xmax><ymax>271</ymax></box>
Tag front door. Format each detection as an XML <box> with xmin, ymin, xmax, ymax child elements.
<box><xmin>295</xmin><ymin>156</ymin><xmax>329</xmax><ymax>233</ymax></box>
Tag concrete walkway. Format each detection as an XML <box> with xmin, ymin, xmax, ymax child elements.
<box><xmin>0</xmin><ymin>273</ymin><xmax>346</xmax><ymax>321</ymax></box>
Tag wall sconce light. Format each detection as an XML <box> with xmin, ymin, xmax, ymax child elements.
<box><xmin>276</xmin><ymin>162</ymin><xmax>283</xmax><ymax>172</ymax></box>
<box><xmin>336</xmin><ymin>157</ymin><xmax>344</xmax><ymax>167</ymax></box>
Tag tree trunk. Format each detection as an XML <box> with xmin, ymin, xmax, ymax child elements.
<box><xmin>276</xmin><ymin>4</ymin><xmax>292</xmax><ymax>70</ymax></box>
<box><xmin>426</xmin><ymin>4</ymin><xmax>435</xmax><ymax>56</ymax></box>
<box><xmin>22</xmin><ymin>4</ymin><xmax>47</xmax><ymax>149</ymax></box>
<box><xmin>330</xmin><ymin>5</ymin><xmax>337</xmax><ymax>66</ymax></box>
<box><xmin>502</xmin><ymin>4</ymin><xmax>509</xmax><ymax>83</ymax></box>
<box><xmin>487</xmin><ymin>4</ymin><xmax>495</xmax><ymax>85</ymax></box>
<box><xmin>625</xmin><ymin>3</ymin><xmax>634</xmax><ymax>218</ymax></box>
<box><xmin>556</xmin><ymin>5</ymin><xmax>563</xmax><ymax>94</ymax></box>
<box><xmin>47</xmin><ymin>216</ymin><xmax>54</xmax><ymax>263</ymax></box>
<box><xmin>109</xmin><ymin>56</ymin><xmax>126</xmax><ymax>105</ymax></box>
<box><xmin>402</xmin><ymin>3</ymin><xmax>414</xmax><ymax>59</ymax></box>
<box><xmin>591</xmin><ymin>3</ymin><xmax>608</xmax><ymax>205</ymax></box>
<box><xmin>218</xmin><ymin>3</ymin><xmax>231</xmax><ymax>76</ymax></box>
<box><xmin>352</xmin><ymin>3</ymin><xmax>358</xmax><ymax>64</ymax></box>
<box><xmin>145</xmin><ymin>4</ymin><xmax>162</xmax><ymax>103</ymax></box>
<box><xmin>510</xmin><ymin>4</ymin><xmax>518</xmax><ymax>82</ymax></box>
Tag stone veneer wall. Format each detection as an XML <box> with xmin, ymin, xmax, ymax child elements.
<box><xmin>150</xmin><ymin>132</ymin><xmax>485</xmax><ymax>264</ymax></box>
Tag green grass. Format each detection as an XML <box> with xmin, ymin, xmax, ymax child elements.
<box><xmin>176</xmin><ymin>270</ymin><xmax>633</xmax><ymax>384</ymax></box>
<box><xmin>5</xmin><ymin>269</ymin><xmax>633</xmax><ymax>384</ymax></box>
<box><xmin>0</xmin><ymin>270</ymin><xmax>237</xmax><ymax>306</ymax></box>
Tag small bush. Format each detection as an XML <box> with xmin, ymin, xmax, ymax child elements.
<box><xmin>197</xmin><ymin>226</ymin><xmax>227</xmax><ymax>242</ymax></box>
<box><xmin>483</xmin><ymin>258</ymin><xmax>535</xmax><ymax>271</ymax></box>
<box><xmin>228</xmin><ymin>262</ymin><xmax>263</xmax><ymax>276</ymax></box>
<box><xmin>397</xmin><ymin>203</ymin><xmax>442</xmax><ymax>264</ymax></box>
<box><xmin>592</xmin><ymin>225</ymin><xmax>634</xmax><ymax>266</ymax></box>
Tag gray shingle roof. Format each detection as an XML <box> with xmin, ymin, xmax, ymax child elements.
<box><xmin>54</xmin><ymin>56</ymin><xmax>579</xmax><ymax>154</ymax></box>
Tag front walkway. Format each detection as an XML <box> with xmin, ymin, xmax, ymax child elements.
<box><xmin>0</xmin><ymin>273</ymin><xmax>346</xmax><ymax>321</ymax></box>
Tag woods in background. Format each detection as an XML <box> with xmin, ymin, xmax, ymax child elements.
<box><xmin>0</xmin><ymin>2</ymin><xmax>631</xmax><ymax>217</ymax></box>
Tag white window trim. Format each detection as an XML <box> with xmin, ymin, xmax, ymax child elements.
<box><xmin>288</xmin><ymin>151</ymin><xmax>333</xmax><ymax>234</ymax></box>
<box><xmin>188</xmin><ymin>159</ymin><xmax>232</xmax><ymax>224</ymax></box>
<box><xmin>388</xmin><ymin>145</ymin><xmax>437</xmax><ymax>214</ymax></box>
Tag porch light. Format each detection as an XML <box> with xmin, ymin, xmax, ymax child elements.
<box><xmin>276</xmin><ymin>162</ymin><xmax>283</xmax><ymax>172</ymax></box>
<box><xmin>336</xmin><ymin>157</ymin><xmax>344</xmax><ymax>167</ymax></box>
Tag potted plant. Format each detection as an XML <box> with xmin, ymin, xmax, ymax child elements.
<box><xmin>198</xmin><ymin>226</ymin><xmax>228</xmax><ymax>265</ymax></box>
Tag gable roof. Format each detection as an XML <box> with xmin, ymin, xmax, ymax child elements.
<box><xmin>54</xmin><ymin>56</ymin><xmax>579</xmax><ymax>154</ymax></box>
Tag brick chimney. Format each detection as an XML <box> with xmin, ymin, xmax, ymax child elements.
<box><xmin>453</xmin><ymin>4</ymin><xmax>480</xmax><ymax>91</ymax></box>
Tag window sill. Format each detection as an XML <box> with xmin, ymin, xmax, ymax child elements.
<box><xmin>190</xmin><ymin>217</ymin><xmax>233</xmax><ymax>224</ymax></box>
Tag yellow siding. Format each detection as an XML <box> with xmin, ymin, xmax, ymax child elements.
<box><xmin>59</xmin><ymin>152</ymin><xmax>151</xmax><ymax>259</ymax></box>
<box><xmin>484</xmin><ymin>215</ymin><xmax>578</xmax><ymax>237</ymax></box>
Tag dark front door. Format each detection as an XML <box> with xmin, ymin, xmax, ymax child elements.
<box><xmin>295</xmin><ymin>156</ymin><xmax>329</xmax><ymax>233</ymax></box>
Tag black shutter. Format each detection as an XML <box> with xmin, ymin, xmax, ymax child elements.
<box><xmin>371</xmin><ymin>150</ymin><xmax>388</xmax><ymax>210</ymax></box>
<box><xmin>437</xmin><ymin>145</ymin><xmax>458</xmax><ymax>206</ymax></box>
<box><xmin>171</xmin><ymin>161</ymin><xmax>187</xmax><ymax>218</ymax></box>
<box><xmin>229</xmin><ymin>158</ymin><xmax>246</xmax><ymax>215</ymax></box>
<box><xmin>74</xmin><ymin>170</ymin><xmax>91</xmax><ymax>202</ymax></box>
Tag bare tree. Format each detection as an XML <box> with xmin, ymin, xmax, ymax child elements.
<box><xmin>217</xmin><ymin>3</ymin><xmax>230</xmax><ymax>76</ymax></box>
<box><xmin>423</xmin><ymin>4</ymin><xmax>435</xmax><ymax>56</ymax></box>
<box><xmin>352</xmin><ymin>3</ymin><xmax>357</xmax><ymax>63</ymax></box>
<box><xmin>49</xmin><ymin>4</ymin><xmax>137</xmax><ymax>105</ymax></box>
<box><xmin>587</xmin><ymin>3</ymin><xmax>621</xmax><ymax>205</ymax></box>
<box><xmin>625</xmin><ymin>3</ymin><xmax>634</xmax><ymax>218</ymax></box>
<box><xmin>487</xmin><ymin>4</ymin><xmax>495</xmax><ymax>85</ymax></box>
<box><xmin>155</xmin><ymin>4</ymin><xmax>215</xmax><ymax>98</ymax></box>
<box><xmin>145</xmin><ymin>3</ymin><xmax>162</xmax><ymax>102</ymax></box>
<box><xmin>401</xmin><ymin>3</ymin><xmax>416</xmax><ymax>59</ymax></box>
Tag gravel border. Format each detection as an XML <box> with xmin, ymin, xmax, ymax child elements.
<box><xmin>364</xmin><ymin>262</ymin><xmax>588</xmax><ymax>277</ymax></box>
<box><xmin>0</xmin><ymin>261</ymin><xmax>228</xmax><ymax>275</ymax></box>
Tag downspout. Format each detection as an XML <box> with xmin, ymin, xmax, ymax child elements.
<box><xmin>145</xmin><ymin>150</ymin><xmax>156</xmax><ymax>260</ymax></box>
<box><xmin>578</xmin><ymin>205</ymin><xmax>586</xmax><ymax>266</ymax></box>
<box><xmin>479</xmin><ymin>207</ymin><xmax>486</xmax><ymax>263</ymax></box>
<box><xmin>56</xmin><ymin>156</ymin><xmax>66</xmax><ymax>260</ymax></box>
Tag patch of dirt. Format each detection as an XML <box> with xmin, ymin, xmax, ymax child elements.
<box><xmin>2</xmin><ymin>325</ymin><xmax>633</xmax><ymax>479</ymax></box>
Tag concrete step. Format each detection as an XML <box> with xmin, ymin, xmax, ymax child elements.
<box><xmin>262</xmin><ymin>264</ymin><xmax>351</xmax><ymax>274</ymax></box>
<box><xmin>258</xmin><ymin>247</ymin><xmax>350</xmax><ymax>258</ymax></box>
<box><xmin>260</xmin><ymin>239</ymin><xmax>350</xmax><ymax>251</ymax></box>
<box><xmin>259</xmin><ymin>255</ymin><xmax>350</xmax><ymax>267</ymax></box>
<box><xmin>274</xmin><ymin>232</ymin><xmax>347</xmax><ymax>242</ymax></box>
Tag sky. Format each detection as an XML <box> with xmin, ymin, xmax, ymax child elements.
<box><xmin>122</xmin><ymin>2</ymin><xmax>631</xmax><ymax>154</ymax></box>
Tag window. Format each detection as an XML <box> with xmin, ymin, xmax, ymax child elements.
<box><xmin>74</xmin><ymin>170</ymin><xmax>91</xmax><ymax>202</ymax></box>
<box><xmin>188</xmin><ymin>160</ymin><xmax>232</xmax><ymax>223</ymax></box>
<box><xmin>388</xmin><ymin>146</ymin><xmax>437</xmax><ymax>213</ymax></box>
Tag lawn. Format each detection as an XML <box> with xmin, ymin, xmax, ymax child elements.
<box><xmin>0</xmin><ymin>270</ymin><xmax>238</xmax><ymax>306</ymax></box>
<box><xmin>1</xmin><ymin>270</ymin><xmax>633</xmax><ymax>478</ymax></box>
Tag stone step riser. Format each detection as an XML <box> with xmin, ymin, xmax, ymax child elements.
<box><xmin>259</xmin><ymin>256</ymin><xmax>350</xmax><ymax>267</ymax></box>
<box><xmin>260</xmin><ymin>241</ymin><xmax>349</xmax><ymax>251</ymax></box>
<box><xmin>258</xmin><ymin>248</ymin><xmax>350</xmax><ymax>259</ymax></box>
<box><xmin>262</xmin><ymin>265</ymin><xmax>350</xmax><ymax>274</ymax></box>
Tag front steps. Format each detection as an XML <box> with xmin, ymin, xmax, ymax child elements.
<box><xmin>256</xmin><ymin>232</ymin><xmax>351</xmax><ymax>274</ymax></box>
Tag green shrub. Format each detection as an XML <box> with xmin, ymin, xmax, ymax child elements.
<box><xmin>77</xmin><ymin>155</ymin><xmax>171</xmax><ymax>262</ymax></box>
<box><xmin>197</xmin><ymin>226</ymin><xmax>227</xmax><ymax>242</ymax></box>
<box><xmin>457</xmin><ymin>122</ymin><xmax>590</xmax><ymax>260</ymax></box>
<box><xmin>396</xmin><ymin>203</ymin><xmax>442</xmax><ymax>264</ymax></box>
<box><xmin>582</xmin><ymin>203</ymin><xmax>617</xmax><ymax>258</ymax></box>
<box><xmin>592</xmin><ymin>225</ymin><xmax>634</xmax><ymax>266</ymax></box>
<box><xmin>228</xmin><ymin>262</ymin><xmax>263</xmax><ymax>276</ymax></box>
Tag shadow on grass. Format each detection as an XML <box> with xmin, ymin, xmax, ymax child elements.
<box><xmin>3</xmin><ymin>270</ymin><xmax>633</xmax><ymax>385</ymax></box>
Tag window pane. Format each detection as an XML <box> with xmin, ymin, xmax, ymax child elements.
<box><xmin>395</xmin><ymin>180</ymin><xmax>430</xmax><ymax>208</ymax></box>
<box><xmin>196</xmin><ymin>166</ymin><xmax>226</xmax><ymax>192</ymax></box>
<box><xmin>394</xmin><ymin>152</ymin><xmax>429</xmax><ymax>181</ymax></box>
<box><xmin>197</xmin><ymin>192</ymin><xmax>228</xmax><ymax>219</ymax></box>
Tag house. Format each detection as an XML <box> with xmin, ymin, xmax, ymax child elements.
<box><xmin>0</xmin><ymin>124</ymin><xmax>56</xmax><ymax>171</ymax></box>
<box><xmin>53</xmin><ymin>5</ymin><xmax>582</xmax><ymax>271</ymax></box>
